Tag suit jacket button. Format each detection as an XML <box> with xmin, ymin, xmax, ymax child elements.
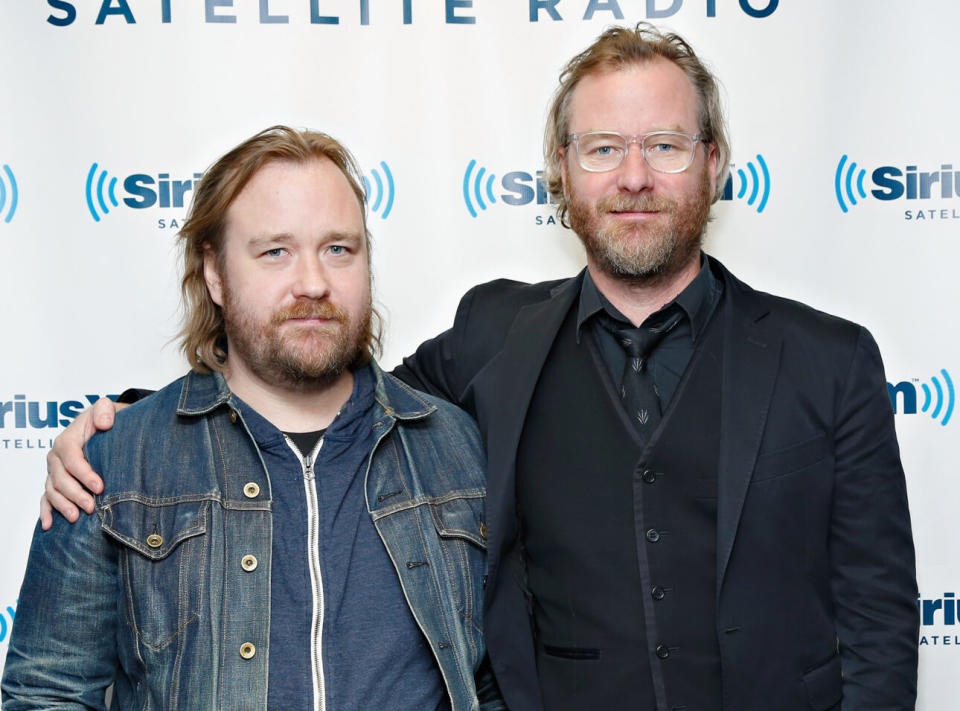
<box><xmin>641</xmin><ymin>469</ymin><xmax>656</xmax><ymax>484</ymax></box>
<box><xmin>655</xmin><ymin>643</ymin><xmax>670</xmax><ymax>659</ymax></box>
<box><xmin>651</xmin><ymin>586</ymin><xmax>665</xmax><ymax>600</ymax></box>
<box><xmin>645</xmin><ymin>528</ymin><xmax>660</xmax><ymax>543</ymax></box>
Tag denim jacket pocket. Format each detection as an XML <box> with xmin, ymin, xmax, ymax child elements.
<box><xmin>429</xmin><ymin>492</ymin><xmax>487</xmax><ymax>549</ymax></box>
<box><xmin>100</xmin><ymin>496</ymin><xmax>210</xmax><ymax>650</ymax></box>
<box><xmin>429</xmin><ymin>492</ymin><xmax>487</xmax><ymax>635</ymax></box>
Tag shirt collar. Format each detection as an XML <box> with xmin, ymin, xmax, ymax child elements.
<box><xmin>576</xmin><ymin>253</ymin><xmax>720</xmax><ymax>342</ymax></box>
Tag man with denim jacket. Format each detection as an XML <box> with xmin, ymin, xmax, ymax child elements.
<box><xmin>2</xmin><ymin>126</ymin><xmax>494</xmax><ymax>710</ymax></box>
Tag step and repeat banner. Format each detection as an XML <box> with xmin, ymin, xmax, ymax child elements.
<box><xmin>1</xmin><ymin>1</ymin><xmax>956</xmax><ymax>705</ymax></box>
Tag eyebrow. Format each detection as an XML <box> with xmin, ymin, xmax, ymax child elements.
<box><xmin>247</xmin><ymin>231</ymin><xmax>365</xmax><ymax>250</ymax></box>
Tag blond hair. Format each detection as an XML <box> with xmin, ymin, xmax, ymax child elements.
<box><xmin>544</xmin><ymin>23</ymin><xmax>730</xmax><ymax>225</ymax></box>
<box><xmin>177</xmin><ymin>125</ymin><xmax>380</xmax><ymax>372</ymax></box>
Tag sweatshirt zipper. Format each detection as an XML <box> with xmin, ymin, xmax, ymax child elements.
<box><xmin>286</xmin><ymin>436</ymin><xmax>326</xmax><ymax>711</ymax></box>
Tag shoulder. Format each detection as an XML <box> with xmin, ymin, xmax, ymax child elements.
<box><xmin>719</xmin><ymin>259</ymin><xmax>868</xmax><ymax>350</ymax></box>
<box><xmin>461</xmin><ymin>275</ymin><xmax>576</xmax><ymax>315</ymax></box>
<box><xmin>84</xmin><ymin>375</ymin><xmax>194</xmax><ymax>487</ymax></box>
<box><xmin>450</xmin><ymin>273</ymin><xmax>581</xmax><ymax>347</ymax></box>
<box><xmin>378</xmin><ymin>369</ymin><xmax>482</xmax><ymax>446</ymax></box>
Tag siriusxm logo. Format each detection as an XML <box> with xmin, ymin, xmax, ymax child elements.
<box><xmin>835</xmin><ymin>155</ymin><xmax>960</xmax><ymax>214</ymax></box>
<box><xmin>919</xmin><ymin>592</ymin><xmax>960</xmax><ymax>647</ymax></box>
<box><xmin>720</xmin><ymin>154</ymin><xmax>770</xmax><ymax>213</ymax></box>
<box><xmin>361</xmin><ymin>162</ymin><xmax>395</xmax><ymax>220</ymax></box>
<box><xmin>920</xmin><ymin>593</ymin><xmax>959</xmax><ymax>626</ymax></box>
<box><xmin>462</xmin><ymin>161</ymin><xmax>554</xmax><ymax>219</ymax></box>
<box><xmin>85</xmin><ymin>164</ymin><xmax>202</xmax><ymax>222</ymax></box>
<box><xmin>887</xmin><ymin>369</ymin><xmax>954</xmax><ymax>427</ymax></box>
<box><xmin>0</xmin><ymin>164</ymin><xmax>18</xmax><ymax>224</ymax></box>
<box><xmin>0</xmin><ymin>602</ymin><xmax>15</xmax><ymax>645</ymax></box>
<box><xmin>0</xmin><ymin>394</ymin><xmax>119</xmax><ymax>430</ymax></box>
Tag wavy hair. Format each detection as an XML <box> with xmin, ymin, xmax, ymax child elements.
<box><xmin>544</xmin><ymin>23</ymin><xmax>730</xmax><ymax>226</ymax></box>
<box><xmin>176</xmin><ymin>125</ymin><xmax>381</xmax><ymax>372</ymax></box>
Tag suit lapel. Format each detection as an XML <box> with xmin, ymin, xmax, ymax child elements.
<box><xmin>714</xmin><ymin>261</ymin><xmax>783</xmax><ymax>592</ymax></box>
<box><xmin>477</xmin><ymin>273</ymin><xmax>582</xmax><ymax>585</ymax></box>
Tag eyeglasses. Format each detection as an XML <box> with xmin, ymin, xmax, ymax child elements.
<box><xmin>567</xmin><ymin>130</ymin><xmax>703</xmax><ymax>174</ymax></box>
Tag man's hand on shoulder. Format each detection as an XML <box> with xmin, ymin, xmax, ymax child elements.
<box><xmin>40</xmin><ymin>398</ymin><xmax>129</xmax><ymax>530</ymax></box>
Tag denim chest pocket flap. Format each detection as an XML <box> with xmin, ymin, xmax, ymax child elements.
<box><xmin>429</xmin><ymin>493</ymin><xmax>487</xmax><ymax>549</ymax></box>
<box><xmin>101</xmin><ymin>497</ymin><xmax>210</xmax><ymax>560</ymax></box>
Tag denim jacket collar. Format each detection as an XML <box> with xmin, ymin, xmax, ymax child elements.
<box><xmin>174</xmin><ymin>361</ymin><xmax>437</xmax><ymax>422</ymax></box>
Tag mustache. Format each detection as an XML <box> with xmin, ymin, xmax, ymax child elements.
<box><xmin>598</xmin><ymin>194</ymin><xmax>674</xmax><ymax>214</ymax></box>
<box><xmin>271</xmin><ymin>301</ymin><xmax>346</xmax><ymax>326</ymax></box>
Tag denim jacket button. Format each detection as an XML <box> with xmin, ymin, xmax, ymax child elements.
<box><xmin>241</xmin><ymin>555</ymin><xmax>258</xmax><ymax>572</ymax></box>
<box><xmin>229</xmin><ymin>410</ymin><xmax>238</xmax><ymax>424</ymax></box>
<box><xmin>146</xmin><ymin>534</ymin><xmax>163</xmax><ymax>548</ymax></box>
<box><xmin>243</xmin><ymin>482</ymin><xmax>260</xmax><ymax>498</ymax></box>
<box><xmin>239</xmin><ymin>642</ymin><xmax>256</xmax><ymax>659</ymax></box>
<box><xmin>480</xmin><ymin>523</ymin><xmax>488</xmax><ymax>540</ymax></box>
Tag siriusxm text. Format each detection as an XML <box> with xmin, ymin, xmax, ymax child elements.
<box><xmin>0</xmin><ymin>395</ymin><xmax>119</xmax><ymax>429</ymax></box>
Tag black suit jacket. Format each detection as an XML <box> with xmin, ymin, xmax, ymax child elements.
<box><xmin>395</xmin><ymin>256</ymin><xmax>918</xmax><ymax>711</ymax></box>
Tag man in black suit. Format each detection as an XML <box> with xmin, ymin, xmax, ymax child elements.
<box><xmin>44</xmin><ymin>24</ymin><xmax>917</xmax><ymax>711</ymax></box>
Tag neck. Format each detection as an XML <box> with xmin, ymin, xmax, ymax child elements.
<box><xmin>587</xmin><ymin>254</ymin><xmax>701</xmax><ymax>326</ymax></box>
<box><xmin>222</xmin><ymin>359</ymin><xmax>355</xmax><ymax>433</ymax></box>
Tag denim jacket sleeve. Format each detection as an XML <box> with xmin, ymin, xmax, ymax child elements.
<box><xmin>1</xmin><ymin>508</ymin><xmax>119</xmax><ymax>708</ymax></box>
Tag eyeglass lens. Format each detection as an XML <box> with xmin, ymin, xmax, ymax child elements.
<box><xmin>576</xmin><ymin>132</ymin><xmax>695</xmax><ymax>173</ymax></box>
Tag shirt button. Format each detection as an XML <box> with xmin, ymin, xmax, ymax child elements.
<box><xmin>656</xmin><ymin>643</ymin><xmax>670</xmax><ymax>659</ymax></box>
<box><xmin>641</xmin><ymin>469</ymin><xmax>656</xmax><ymax>484</ymax></box>
<box><xmin>243</xmin><ymin>482</ymin><xmax>260</xmax><ymax>498</ymax></box>
<box><xmin>651</xmin><ymin>586</ymin><xmax>666</xmax><ymax>601</ymax></box>
<box><xmin>645</xmin><ymin>528</ymin><xmax>661</xmax><ymax>543</ymax></box>
<box><xmin>241</xmin><ymin>555</ymin><xmax>258</xmax><ymax>572</ymax></box>
<box><xmin>239</xmin><ymin>642</ymin><xmax>256</xmax><ymax>659</ymax></box>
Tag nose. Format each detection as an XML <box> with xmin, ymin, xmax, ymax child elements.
<box><xmin>292</xmin><ymin>253</ymin><xmax>330</xmax><ymax>300</ymax></box>
<box><xmin>616</xmin><ymin>141</ymin><xmax>654</xmax><ymax>193</ymax></box>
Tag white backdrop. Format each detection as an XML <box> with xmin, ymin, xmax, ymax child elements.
<box><xmin>1</xmin><ymin>1</ymin><xmax>957</xmax><ymax>706</ymax></box>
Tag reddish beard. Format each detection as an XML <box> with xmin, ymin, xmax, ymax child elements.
<box><xmin>568</xmin><ymin>168</ymin><xmax>712</xmax><ymax>286</ymax></box>
<box><xmin>222</xmin><ymin>284</ymin><xmax>372</xmax><ymax>392</ymax></box>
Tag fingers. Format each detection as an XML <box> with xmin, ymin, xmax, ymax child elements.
<box><xmin>40</xmin><ymin>495</ymin><xmax>54</xmax><ymax>531</ymax></box>
<box><xmin>45</xmin><ymin>449</ymin><xmax>95</xmax><ymax>515</ymax></box>
<box><xmin>38</xmin><ymin>398</ymin><xmax>127</xmax><ymax>524</ymax></box>
<box><xmin>89</xmin><ymin>397</ymin><xmax>122</xmax><ymax>434</ymax></box>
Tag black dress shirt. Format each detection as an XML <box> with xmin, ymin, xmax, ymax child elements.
<box><xmin>576</xmin><ymin>255</ymin><xmax>723</xmax><ymax>410</ymax></box>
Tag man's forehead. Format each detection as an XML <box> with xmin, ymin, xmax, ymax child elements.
<box><xmin>225</xmin><ymin>158</ymin><xmax>365</xmax><ymax>231</ymax></box>
<box><xmin>568</xmin><ymin>59</ymin><xmax>699</xmax><ymax>127</ymax></box>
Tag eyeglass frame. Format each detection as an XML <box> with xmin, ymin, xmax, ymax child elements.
<box><xmin>566</xmin><ymin>130</ymin><xmax>705</xmax><ymax>174</ymax></box>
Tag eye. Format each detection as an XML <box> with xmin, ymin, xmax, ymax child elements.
<box><xmin>585</xmin><ymin>141</ymin><xmax>622</xmax><ymax>157</ymax></box>
<box><xmin>328</xmin><ymin>244</ymin><xmax>349</xmax><ymax>256</ymax></box>
<box><xmin>263</xmin><ymin>247</ymin><xmax>286</xmax><ymax>258</ymax></box>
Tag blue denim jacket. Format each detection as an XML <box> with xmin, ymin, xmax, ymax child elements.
<box><xmin>2</xmin><ymin>363</ymin><xmax>490</xmax><ymax>710</ymax></box>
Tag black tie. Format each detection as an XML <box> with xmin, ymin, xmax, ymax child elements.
<box><xmin>602</xmin><ymin>310</ymin><xmax>682</xmax><ymax>435</ymax></box>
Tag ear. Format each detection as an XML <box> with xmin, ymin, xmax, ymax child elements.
<box><xmin>203</xmin><ymin>245</ymin><xmax>224</xmax><ymax>307</ymax></box>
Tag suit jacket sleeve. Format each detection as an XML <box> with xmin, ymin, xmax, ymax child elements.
<box><xmin>831</xmin><ymin>326</ymin><xmax>918</xmax><ymax>710</ymax></box>
<box><xmin>393</xmin><ymin>285</ymin><xmax>479</xmax><ymax>407</ymax></box>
